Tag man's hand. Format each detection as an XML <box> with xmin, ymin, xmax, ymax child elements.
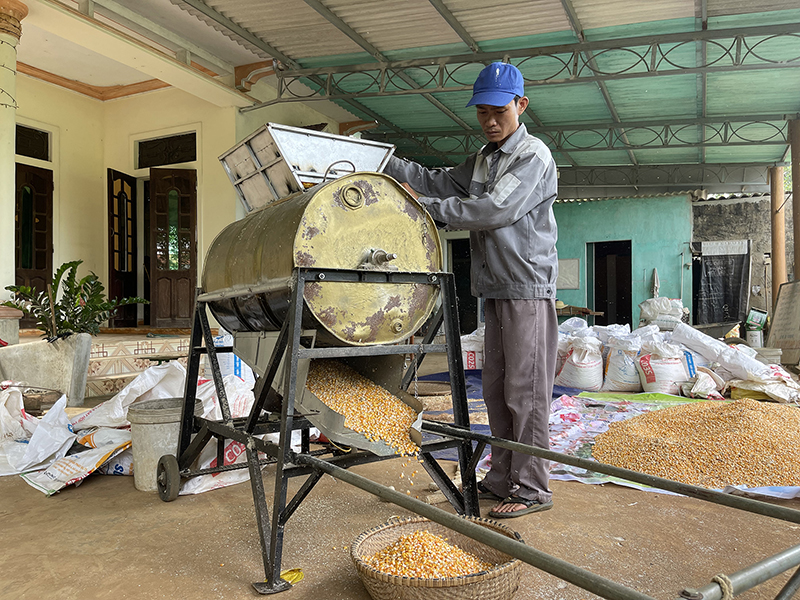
<box><xmin>401</xmin><ymin>182</ymin><xmax>419</xmax><ymax>199</ymax></box>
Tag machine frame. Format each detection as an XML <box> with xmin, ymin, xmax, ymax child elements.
<box><xmin>157</xmin><ymin>267</ymin><xmax>481</xmax><ymax>594</ymax></box>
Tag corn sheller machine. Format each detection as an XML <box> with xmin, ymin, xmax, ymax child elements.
<box><xmin>158</xmin><ymin>124</ymin><xmax>800</xmax><ymax>600</ymax></box>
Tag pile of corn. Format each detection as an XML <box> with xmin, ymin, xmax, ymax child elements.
<box><xmin>592</xmin><ymin>398</ymin><xmax>800</xmax><ymax>489</ymax></box>
<box><xmin>306</xmin><ymin>359</ymin><xmax>419</xmax><ymax>455</ymax></box>
<box><xmin>364</xmin><ymin>530</ymin><xmax>493</xmax><ymax>578</ymax></box>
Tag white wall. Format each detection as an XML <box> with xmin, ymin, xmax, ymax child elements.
<box><xmin>103</xmin><ymin>86</ymin><xmax>238</xmax><ymax>278</ymax></box>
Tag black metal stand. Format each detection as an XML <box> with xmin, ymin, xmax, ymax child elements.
<box><xmin>159</xmin><ymin>268</ymin><xmax>479</xmax><ymax>595</ymax></box>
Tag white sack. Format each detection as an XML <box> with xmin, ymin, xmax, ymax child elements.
<box><xmin>728</xmin><ymin>364</ymin><xmax>800</xmax><ymax>403</ymax></box>
<box><xmin>555</xmin><ymin>337</ymin><xmax>604</xmax><ymax>391</ymax></box>
<box><xmin>558</xmin><ymin>317</ymin><xmax>589</xmax><ymax>335</ymax></box>
<box><xmin>21</xmin><ymin>428</ymin><xmax>131</xmax><ymax>495</ymax></box>
<box><xmin>601</xmin><ymin>334</ymin><xmax>642</xmax><ymax>392</ymax></box>
<box><xmin>639</xmin><ymin>297</ymin><xmax>684</xmax><ymax>330</ymax></box>
<box><xmin>671</xmin><ymin>323</ymin><xmax>770</xmax><ymax>381</ymax></box>
<box><xmin>0</xmin><ymin>385</ymin><xmax>38</xmax><ymax>442</ymax></box>
<box><xmin>1</xmin><ymin>396</ymin><xmax>75</xmax><ymax>476</ymax></box>
<box><xmin>636</xmin><ymin>341</ymin><xmax>690</xmax><ymax>395</ymax></box>
<box><xmin>179</xmin><ymin>376</ymin><xmax>262</xmax><ymax>495</ymax></box>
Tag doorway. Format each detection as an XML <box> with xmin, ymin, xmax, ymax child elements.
<box><xmin>589</xmin><ymin>240</ymin><xmax>632</xmax><ymax>326</ymax></box>
<box><xmin>147</xmin><ymin>168</ymin><xmax>197</xmax><ymax>328</ymax></box>
<box><xmin>15</xmin><ymin>163</ymin><xmax>53</xmax><ymax>329</ymax></box>
<box><xmin>107</xmin><ymin>169</ymin><xmax>138</xmax><ymax>327</ymax></box>
<box><xmin>448</xmin><ymin>237</ymin><xmax>477</xmax><ymax>335</ymax></box>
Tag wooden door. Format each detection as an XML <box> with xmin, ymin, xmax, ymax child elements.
<box><xmin>107</xmin><ymin>169</ymin><xmax>138</xmax><ymax>327</ymax></box>
<box><xmin>15</xmin><ymin>164</ymin><xmax>53</xmax><ymax>329</ymax></box>
<box><xmin>149</xmin><ymin>168</ymin><xmax>197</xmax><ymax>328</ymax></box>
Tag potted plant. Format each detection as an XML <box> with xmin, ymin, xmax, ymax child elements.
<box><xmin>0</xmin><ymin>260</ymin><xmax>148</xmax><ymax>406</ymax></box>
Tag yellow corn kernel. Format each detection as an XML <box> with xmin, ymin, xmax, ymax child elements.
<box><xmin>306</xmin><ymin>359</ymin><xmax>419</xmax><ymax>456</ymax></box>
<box><xmin>364</xmin><ymin>530</ymin><xmax>494</xmax><ymax>578</ymax></box>
<box><xmin>592</xmin><ymin>398</ymin><xmax>800</xmax><ymax>489</ymax></box>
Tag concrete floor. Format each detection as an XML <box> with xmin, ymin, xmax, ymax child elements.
<box><xmin>3</xmin><ymin>462</ymin><xmax>800</xmax><ymax>600</ymax></box>
<box><xmin>3</xmin><ymin>351</ymin><xmax>800</xmax><ymax>599</ymax></box>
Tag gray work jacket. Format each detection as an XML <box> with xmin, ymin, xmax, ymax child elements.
<box><xmin>384</xmin><ymin>124</ymin><xmax>558</xmax><ymax>300</ymax></box>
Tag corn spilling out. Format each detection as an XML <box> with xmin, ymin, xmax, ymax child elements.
<box><xmin>306</xmin><ymin>359</ymin><xmax>419</xmax><ymax>456</ymax></box>
<box><xmin>364</xmin><ymin>530</ymin><xmax>494</xmax><ymax>578</ymax></box>
<box><xmin>592</xmin><ymin>398</ymin><xmax>800</xmax><ymax>489</ymax></box>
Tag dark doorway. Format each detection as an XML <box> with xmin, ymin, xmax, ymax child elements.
<box><xmin>107</xmin><ymin>169</ymin><xmax>138</xmax><ymax>327</ymax></box>
<box><xmin>149</xmin><ymin>168</ymin><xmax>197</xmax><ymax>328</ymax></box>
<box><xmin>449</xmin><ymin>237</ymin><xmax>476</xmax><ymax>335</ymax></box>
<box><xmin>15</xmin><ymin>163</ymin><xmax>53</xmax><ymax>329</ymax></box>
<box><xmin>591</xmin><ymin>240</ymin><xmax>632</xmax><ymax>326</ymax></box>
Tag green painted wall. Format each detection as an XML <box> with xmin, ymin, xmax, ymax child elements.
<box><xmin>553</xmin><ymin>195</ymin><xmax>693</xmax><ymax>324</ymax></box>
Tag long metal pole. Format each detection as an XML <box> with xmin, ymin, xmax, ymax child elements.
<box><xmin>422</xmin><ymin>421</ymin><xmax>800</xmax><ymax>525</ymax></box>
<box><xmin>771</xmin><ymin>166</ymin><xmax>787</xmax><ymax>310</ymax></box>
<box><xmin>774</xmin><ymin>565</ymin><xmax>800</xmax><ymax>600</ymax></box>
<box><xmin>295</xmin><ymin>453</ymin><xmax>657</xmax><ymax>600</ymax></box>
<box><xmin>790</xmin><ymin>120</ymin><xmax>800</xmax><ymax>276</ymax></box>
<box><xmin>677</xmin><ymin>544</ymin><xmax>800</xmax><ymax>600</ymax></box>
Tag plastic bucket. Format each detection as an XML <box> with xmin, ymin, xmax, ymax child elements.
<box><xmin>128</xmin><ymin>397</ymin><xmax>202</xmax><ymax>492</ymax></box>
<box><xmin>745</xmin><ymin>329</ymin><xmax>763</xmax><ymax>348</ymax></box>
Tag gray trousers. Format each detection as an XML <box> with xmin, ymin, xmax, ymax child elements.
<box><xmin>481</xmin><ymin>298</ymin><xmax>558</xmax><ymax>503</ymax></box>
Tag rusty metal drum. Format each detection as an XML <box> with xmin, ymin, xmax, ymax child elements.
<box><xmin>202</xmin><ymin>172</ymin><xmax>442</xmax><ymax>346</ymax></box>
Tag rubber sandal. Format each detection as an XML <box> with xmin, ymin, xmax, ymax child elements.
<box><xmin>476</xmin><ymin>481</ymin><xmax>503</xmax><ymax>501</ymax></box>
<box><xmin>488</xmin><ymin>495</ymin><xmax>553</xmax><ymax>518</ymax></box>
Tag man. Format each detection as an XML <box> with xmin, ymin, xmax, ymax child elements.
<box><xmin>384</xmin><ymin>62</ymin><xmax>558</xmax><ymax>518</ymax></box>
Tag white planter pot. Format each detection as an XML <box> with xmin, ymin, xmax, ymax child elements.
<box><xmin>0</xmin><ymin>333</ymin><xmax>92</xmax><ymax>406</ymax></box>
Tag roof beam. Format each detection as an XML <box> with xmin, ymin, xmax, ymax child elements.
<box><xmin>558</xmin><ymin>0</ymin><xmax>636</xmax><ymax>165</ymax></box>
<box><xmin>697</xmin><ymin>0</ymin><xmax>708</xmax><ymax>164</ymax></box>
<box><xmin>557</xmin><ymin>163</ymin><xmax>775</xmax><ymax>198</ymax></box>
<box><xmin>425</xmin><ymin>0</ymin><xmax>481</xmax><ymax>53</ymax></box>
<box><xmin>301</xmin><ymin>0</ymin><xmax>472</xmax><ymax>130</ymax></box>
<box><xmin>171</xmin><ymin>0</ymin><xmax>454</xmax><ymax>164</ymax></box>
<box><xmin>174</xmin><ymin>0</ymin><xmax>302</xmax><ymax>70</ymax></box>
<box><xmin>268</xmin><ymin>23</ymin><xmax>800</xmax><ymax>102</ymax></box>
<box><xmin>86</xmin><ymin>0</ymin><xmax>234</xmax><ymax>75</ymax></box>
<box><xmin>370</xmin><ymin>115</ymin><xmax>792</xmax><ymax>157</ymax></box>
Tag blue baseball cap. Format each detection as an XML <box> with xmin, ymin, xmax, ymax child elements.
<box><xmin>466</xmin><ymin>62</ymin><xmax>525</xmax><ymax>108</ymax></box>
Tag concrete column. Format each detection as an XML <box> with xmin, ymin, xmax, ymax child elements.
<box><xmin>771</xmin><ymin>166</ymin><xmax>787</xmax><ymax>309</ymax></box>
<box><xmin>0</xmin><ymin>0</ymin><xmax>27</xmax><ymax>296</ymax></box>
<box><xmin>790</xmin><ymin>120</ymin><xmax>800</xmax><ymax>277</ymax></box>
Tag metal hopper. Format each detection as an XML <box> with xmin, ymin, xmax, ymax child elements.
<box><xmin>218</xmin><ymin>123</ymin><xmax>395</xmax><ymax>213</ymax></box>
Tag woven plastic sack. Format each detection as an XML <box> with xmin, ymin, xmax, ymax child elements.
<box><xmin>638</xmin><ymin>297</ymin><xmax>684</xmax><ymax>330</ymax></box>
<box><xmin>555</xmin><ymin>337</ymin><xmax>603</xmax><ymax>392</ymax></box>
<box><xmin>601</xmin><ymin>334</ymin><xmax>642</xmax><ymax>392</ymax></box>
<box><xmin>636</xmin><ymin>341</ymin><xmax>690</xmax><ymax>395</ymax></box>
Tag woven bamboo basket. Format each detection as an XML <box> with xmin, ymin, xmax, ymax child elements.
<box><xmin>351</xmin><ymin>516</ymin><xmax>522</xmax><ymax>600</ymax></box>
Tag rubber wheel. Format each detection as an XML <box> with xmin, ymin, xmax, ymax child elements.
<box><xmin>157</xmin><ymin>454</ymin><xmax>181</xmax><ymax>502</ymax></box>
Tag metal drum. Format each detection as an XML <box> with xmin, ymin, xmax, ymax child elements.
<box><xmin>202</xmin><ymin>172</ymin><xmax>442</xmax><ymax>346</ymax></box>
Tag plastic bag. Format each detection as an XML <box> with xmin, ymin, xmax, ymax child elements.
<box><xmin>601</xmin><ymin>334</ymin><xmax>642</xmax><ymax>392</ymax></box>
<box><xmin>555</xmin><ymin>337</ymin><xmax>604</xmax><ymax>392</ymax></box>
<box><xmin>0</xmin><ymin>395</ymin><xmax>75</xmax><ymax>476</ymax></box>
<box><xmin>671</xmin><ymin>323</ymin><xmax>770</xmax><ymax>381</ymax></box>
<box><xmin>21</xmin><ymin>427</ymin><xmax>131</xmax><ymax>495</ymax></box>
<box><xmin>70</xmin><ymin>361</ymin><xmax>187</xmax><ymax>431</ymax></box>
<box><xmin>0</xmin><ymin>384</ymin><xmax>38</xmax><ymax>442</ymax></box>
<box><xmin>639</xmin><ymin>298</ymin><xmax>684</xmax><ymax>330</ymax></box>
<box><xmin>681</xmin><ymin>367</ymin><xmax>725</xmax><ymax>400</ymax></box>
<box><xmin>179</xmin><ymin>376</ymin><xmax>264</xmax><ymax>495</ymax></box>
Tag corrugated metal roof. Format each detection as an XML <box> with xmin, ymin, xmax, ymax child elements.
<box><xmin>570</xmin><ymin>0</ymin><xmax>693</xmax><ymax>30</ymax></box>
<box><xmin>163</xmin><ymin>0</ymin><xmax>800</xmax><ymax>195</ymax></box>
